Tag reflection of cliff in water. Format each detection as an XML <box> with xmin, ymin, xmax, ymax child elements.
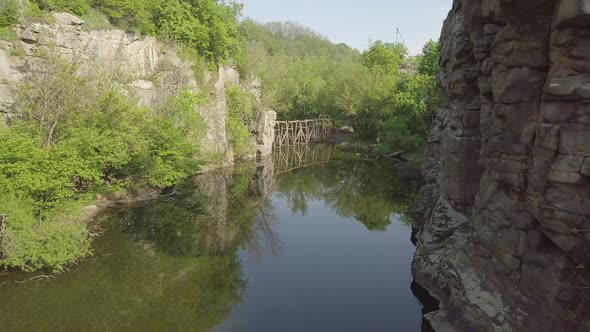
<box><xmin>117</xmin><ymin>159</ymin><xmax>281</xmax><ymax>258</ymax></box>
<box><xmin>0</xmin><ymin>146</ymin><xmax>429</xmax><ymax>331</ymax></box>
<box><xmin>0</xmin><ymin>161</ymin><xmax>280</xmax><ymax>332</ymax></box>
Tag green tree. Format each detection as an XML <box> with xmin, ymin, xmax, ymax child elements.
<box><xmin>91</xmin><ymin>0</ymin><xmax>156</xmax><ymax>33</ymax></box>
<box><xmin>226</xmin><ymin>83</ymin><xmax>255</xmax><ymax>156</ymax></box>
<box><xmin>361</xmin><ymin>41</ymin><xmax>407</xmax><ymax>74</ymax></box>
<box><xmin>417</xmin><ymin>39</ymin><xmax>440</xmax><ymax>76</ymax></box>
<box><xmin>154</xmin><ymin>0</ymin><xmax>242</xmax><ymax>62</ymax></box>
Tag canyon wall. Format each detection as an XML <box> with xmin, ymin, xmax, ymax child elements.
<box><xmin>412</xmin><ymin>0</ymin><xmax>590</xmax><ymax>330</ymax></box>
<box><xmin>0</xmin><ymin>12</ymin><xmax>275</xmax><ymax>167</ymax></box>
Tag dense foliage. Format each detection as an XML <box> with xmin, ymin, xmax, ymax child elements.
<box><xmin>0</xmin><ymin>0</ymin><xmax>19</xmax><ymax>29</ymax></box>
<box><xmin>225</xmin><ymin>83</ymin><xmax>256</xmax><ymax>157</ymax></box>
<box><xmin>33</xmin><ymin>0</ymin><xmax>89</xmax><ymax>16</ymax></box>
<box><xmin>3</xmin><ymin>0</ymin><xmax>242</xmax><ymax>63</ymax></box>
<box><xmin>0</xmin><ymin>0</ymin><xmax>442</xmax><ymax>272</ymax></box>
<box><xmin>0</xmin><ymin>54</ymin><xmax>205</xmax><ymax>271</ymax></box>
<box><xmin>239</xmin><ymin>20</ymin><xmax>442</xmax><ymax>152</ymax></box>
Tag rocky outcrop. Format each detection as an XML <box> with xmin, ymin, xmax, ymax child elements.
<box><xmin>0</xmin><ymin>12</ymin><xmax>275</xmax><ymax>167</ymax></box>
<box><xmin>413</xmin><ymin>0</ymin><xmax>590</xmax><ymax>330</ymax></box>
<box><xmin>252</xmin><ymin>110</ymin><xmax>277</xmax><ymax>159</ymax></box>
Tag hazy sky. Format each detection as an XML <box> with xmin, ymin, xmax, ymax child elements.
<box><xmin>239</xmin><ymin>0</ymin><xmax>453</xmax><ymax>55</ymax></box>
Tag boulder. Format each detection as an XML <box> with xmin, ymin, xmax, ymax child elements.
<box><xmin>53</xmin><ymin>12</ymin><xmax>85</xmax><ymax>26</ymax></box>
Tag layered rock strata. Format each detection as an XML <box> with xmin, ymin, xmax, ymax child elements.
<box><xmin>412</xmin><ymin>0</ymin><xmax>590</xmax><ymax>330</ymax></box>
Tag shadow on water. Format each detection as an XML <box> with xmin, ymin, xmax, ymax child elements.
<box><xmin>411</xmin><ymin>281</ymin><xmax>440</xmax><ymax>332</ymax></box>
<box><xmin>0</xmin><ymin>144</ymin><xmax>439</xmax><ymax>331</ymax></box>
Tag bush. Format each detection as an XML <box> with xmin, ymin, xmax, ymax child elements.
<box><xmin>225</xmin><ymin>83</ymin><xmax>255</xmax><ymax>156</ymax></box>
<box><xmin>81</xmin><ymin>7</ymin><xmax>112</xmax><ymax>30</ymax></box>
<box><xmin>140</xmin><ymin>88</ymin><xmax>205</xmax><ymax>187</ymax></box>
<box><xmin>32</xmin><ymin>0</ymin><xmax>90</xmax><ymax>16</ymax></box>
<box><xmin>0</xmin><ymin>126</ymin><xmax>83</xmax><ymax>212</ymax></box>
<box><xmin>0</xmin><ymin>0</ymin><xmax>19</xmax><ymax>28</ymax></box>
<box><xmin>0</xmin><ymin>192</ymin><xmax>91</xmax><ymax>272</ymax></box>
<box><xmin>377</xmin><ymin>118</ymin><xmax>425</xmax><ymax>153</ymax></box>
<box><xmin>91</xmin><ymin>0</ymin><xmax>156</xmax><ymax>34</ymax></box>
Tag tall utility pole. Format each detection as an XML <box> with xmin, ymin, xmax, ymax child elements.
<box><xmin>395</xmin><ymin>27</ymin><xmax>411</xmax><ymax>56</ymax></box>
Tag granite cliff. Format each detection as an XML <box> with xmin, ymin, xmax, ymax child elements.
<box><xmin>0</xmin><ymin>12</ymin><xmax>275</xmax><ymax>167</ymax></box>
<box><xmin>412</xmin><ymin>0</ymin><xmax>590</xmax><ymax>330</ymax></box>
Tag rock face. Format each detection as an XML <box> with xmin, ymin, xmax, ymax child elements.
<box><xmin>412</xmin><ymin>0</ymin><xmax>590</xmax><ymax>330</ymax></box>
<box><xmin>252</xmin><ymin>110</ymin><xmax>278</xmax><ymax>159</ymax></box>
<box><xmin>0</xmin><ymin>12</ymin><xmax>275</xmax><ymax>167</ymax></box>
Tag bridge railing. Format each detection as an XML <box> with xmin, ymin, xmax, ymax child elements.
<box><xmin>274</xmin><ymin>119</ymin><xmax>333</xmax><ymax>147</ymax></box>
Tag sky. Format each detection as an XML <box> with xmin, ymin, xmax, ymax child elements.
<box><xmin>239</xmin><ymin>0</ymin><xmax>453</xmax><ymax>55</ymax></box>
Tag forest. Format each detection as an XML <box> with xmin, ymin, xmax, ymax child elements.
<box><xmin>0</xmin><ymin>0</ymin><xmax>441</xmax><ymax>272</ymax></box>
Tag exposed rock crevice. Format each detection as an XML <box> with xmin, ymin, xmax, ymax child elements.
<box><xmin>412</xmin><ymin>0</ymin><xmax>590</xmax><ymax>330</ymax></box>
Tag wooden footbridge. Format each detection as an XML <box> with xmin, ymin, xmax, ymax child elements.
<box><xmin>274</xmin><ymin>116</ymin><xmax>333</xmax><ymax>147</ymax></box>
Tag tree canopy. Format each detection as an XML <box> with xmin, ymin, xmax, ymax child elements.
<box><xmin>238</xmin><ymin>19</ymin><xmax>441</xmax><ymax>152</ymax></box>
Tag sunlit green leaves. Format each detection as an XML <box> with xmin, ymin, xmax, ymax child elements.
<box><xmin>226</xmin><ymin>83</ymin><xmax>256</xmax><ymax>157</ymax></box>
<box><xmin>33</xmin><ymin>0</ymin><xmax>89</xmax><ymax>16</ymax></box>
<box><xmin>361</xmin><ymin>41</ymin><xmax>407</xmax><ymax>74</ymax></box>
<box><xmin>0</xmin><ymin>54</ymin><xmax>206</xmax><ymax>272</ymax></box>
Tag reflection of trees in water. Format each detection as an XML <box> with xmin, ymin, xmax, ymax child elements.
<box><xmin>23</xmin><ymin>162</ymin><xmax>278</xmax><ymax>330</ymax></box>
<box><xmin>242</xmin><ymin>199</ymin><xmax>284</xmax><ymax>258</ymax></box>
<box><xmin>0</xmin><ymin>149</ymin><xmax>417</xmax><ymax>331</ymax></box>
<box><xmin>274</xmin><ymin>150</ymin><xmax>416</xmax><ymax>231</ymax></box>
<box><xmin>115</xmin><ymin>163</ymin><xmax>281</xmax><ymax>258</ymax></box>
<box><xmin>0</xmin><ymin>209</ymin><xmax>249</xmax><ymax>332</ymax></box>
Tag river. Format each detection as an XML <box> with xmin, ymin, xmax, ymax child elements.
<box><xmin>0</xmin><ymin>145</ymin><xmax>436</xmax><ymax>331</ymax></box>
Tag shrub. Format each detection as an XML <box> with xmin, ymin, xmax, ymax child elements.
<box><xmin>81</xmin><ymin>7</ymin><xmax>111</xmax><ymax>30</ymax></box>
<box><xmin>91</xmin><ymin>0</ymin><xmax>156</xmax><ymax>34</ymax></box>
<box><xmin>0</xmin><ymin>191</ymin><xmax>91</xmax><ymax>272</ymax></box>
<box><xmin>32</xmin><ymin>0</ymin><xmax>90</xmax><ymax>16</ymax></box>
<box><xmin>225</xmin><ymin>83</ymin><xmax>255</xmax><ymax>156</ymax></box>
<box><xmin>0</xmin><ymin>0</ymin><xmax>19</xmax><ymax>28</ymax></box>
<box><xmin>377</xmin><ymin>118</ymin><xmax>425</xmax><ymax>153</ymax></box>
<box><xmin>140</xmin><ymin>88</ymin><xmax>205</xmax><ymax>188</ymax></box>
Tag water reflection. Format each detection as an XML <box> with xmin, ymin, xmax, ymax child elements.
<box><xmin>113</xmin><ymin>163</ymin><xmax>277</xmax><ymax>257</ymax></box>
<box><xmin>0</xmin><ymin>145</ymin><xmax>433</xmax><ymax>331</ymax></box>
<box><xmin>0</xmin><ymin>163</ymin><xmax>274</xmax><ymax>331</ymax></box>
<box><xmin>274</xmin><ymin>146</ymin><xmax>416</xmax><ymax>231</ymax></box>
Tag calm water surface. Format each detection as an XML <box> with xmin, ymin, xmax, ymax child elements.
<box><xmin>0</xmin><ymin>145</ymin><xmax>435</xmax><ymax>331</ymax></box>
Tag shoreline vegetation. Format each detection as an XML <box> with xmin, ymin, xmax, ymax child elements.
<box><xmin>0</xmin><ymin>0</ymin><xmax>441</xmax><ymax>273</ymax></box>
